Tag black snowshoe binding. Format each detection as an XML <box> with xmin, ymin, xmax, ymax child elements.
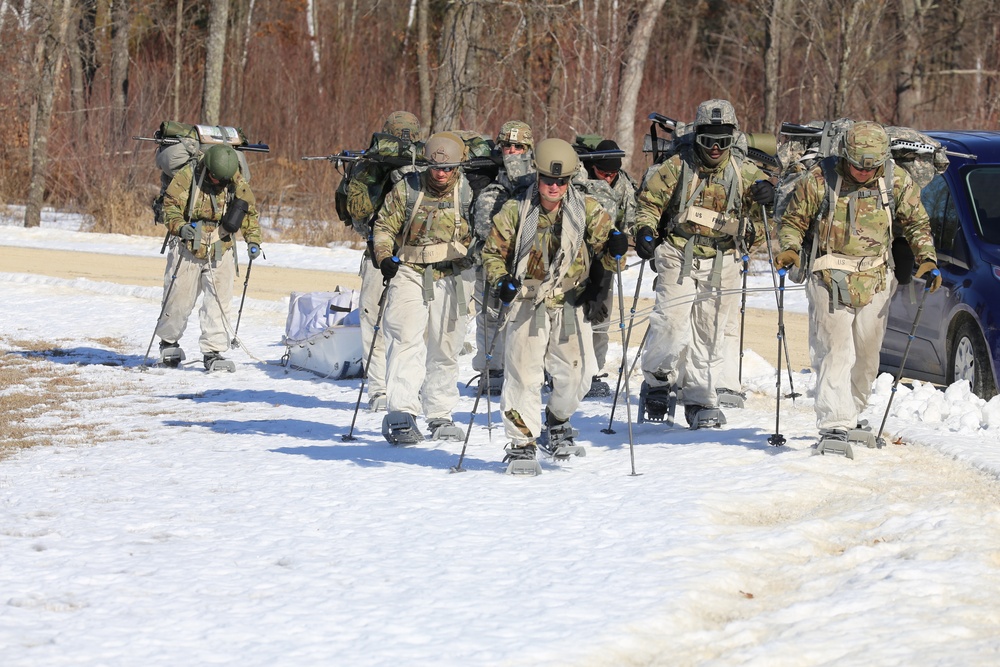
<box><xmin>538</xmin><ymin>421</ymin><xmax>586</xmax><ymax>460</ymax></box>
<box><xmin>477</xmin><ymin>369</ymin><xmax>504</xmax><ymax>397</ymax></box>
<box><xmin>716</xmin><ymin>387</ymin><xmax>746</xmax><ymax>409</ymax></box>
<box><xmin>427</xmin><ymin>418</ymin><xmax>464</xmax><ymax>442</ymax></box>
<box><xmin>503</xmin><ymin>443</ymin><xmax>542</xmax><ymax>476</ymax></box>
<box><xmin>815</xmin><ymin>429</ymin><xmax>854</xmax><ymax>459</ymax></box>
<box><xmin>684</xmin><ymin>404</ymin><xmax>726</xmax><ymax>429</ymax></box>
<box><xmin>382</xmin><ymin>411</ymin><xmax>424</xmax><ymax>446</ymax></box>
<box><xmin>638</xmin><ymin>381</ymin><xmax>676</xmax><ymax>424</ymax></box>
<box><xmin>847</xmin><ymin>419</ymin><xmax>879</xmax><ymax>449</ymax></box>
<box><xmin>203</xmin><ymin>351</ymin><xmax>235</xmax><ymax>372</ymax></box>
<box><xmin>584</xmin><ymin>374</ymin><xmax>612</xmax><ymax>399</ymax></box>
<box><xmin>159</xmin><ymin>340</ymin><xmax>184</xmax><ymax>368</ymax></box>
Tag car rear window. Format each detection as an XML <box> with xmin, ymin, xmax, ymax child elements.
<box><xmin>967</xmin><ymin>167</ymin><xmax>1000</xmax><ymax>243</ymax></box>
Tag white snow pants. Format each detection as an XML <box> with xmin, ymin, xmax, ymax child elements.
<box><xmin>382</xmin><ymin>264</ymin><xmax>473</xmax><ymax>420</ymax></box>
<box><xmin>591</xmin><ymin>287</ymin><xmax>615</xmax><ymax>372</ymax></box>
<box><xmin>359</xmin><ymin>257</ymin><xmax>388</xmax><ymax>397</ymax></box>
<box><xmin>501</xmin><ymin>299</ymin><xmax>596</xmax><ymax>445</ymax></box>
<box><xmin>472</xmin><ymin>265</ymin><xmax>506</xmax><ymax>373</ymax></box>
<box><xmin>155</xmin><ymin>241</ymin><xmax>235</xmax><ymax>354</ymax></box>
<box><xmin>807</xmin><ymin>276</ymin><xmax>893</xmax><ymax>432</ymax></box>
<box><xmin>641</xmin><ymin>241</ymin><xmax>740</xmax><ymax>407</ymax></box>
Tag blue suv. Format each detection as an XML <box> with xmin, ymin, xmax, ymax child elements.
<box><xmin>880</xmin><ymin>130</ymin><xmax>1000</xmax><ymax>399</ymax></box>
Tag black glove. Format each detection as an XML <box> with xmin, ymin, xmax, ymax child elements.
<box><xmin>495</xmin><ymin>274</ymin><xmax>520</xmax><ymax>304</ymax></box>
<box><xmin>634</xmin><ymin>226</ymin><xmax>657</xmax><ymax>260</ymax></box>
<box><xmin>247</xmin><ymin>243</ymin><xmax>261</xmax><ymax>261</ymax></box>
<box><xmin>749</xmin><ymin>180</ymin><xmax>776</xmax><ymax>207</ymax></box>
<box><xmin>584</xmin><ymin>297</ymin><xmax>610</xmax><ymax>324</ymax></box>
<box><xmin>179</xmin><ymin>223</ymin><xmax>197</xmax><ymax>241</ymax></box>
<box><xmin>606</xmin><ymin>229</ymin><xmax>629</xmax><ymax>258</ymax></box>
<box><xmin>380</xmin><ymin>256</ymin><xmax>400</xmax><ymax>281</ymax></box>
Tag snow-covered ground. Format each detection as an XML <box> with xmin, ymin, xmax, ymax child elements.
<box><xmin>3</xmin><ymin>209</ymin><xmax>1000</xmax><ymax>666</ymax></box>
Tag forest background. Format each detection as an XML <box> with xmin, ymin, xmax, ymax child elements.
<box><xmin>3</xmin><ymin>0</ymin><xmax>1000</xmax><ymax>245</ymax></box>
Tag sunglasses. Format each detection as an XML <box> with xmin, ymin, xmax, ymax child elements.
<box><xmin>539</xmin><ymin>175</ymin><xmax>569</xmax><ymax>187</ymax></box>
<box><xmin>430</xmin><ymin>165</ymin><xmax>456</xmax><ymax>172</ymax></box>
<box><xmin>502</xmin><ymin>142</ymin><xmax>529</xmax><ymax>151</ymax></box>
<box><xmin>695</xmin><ymin>132</ymin><xmax>734</xmax><ymax>150</ymax></box>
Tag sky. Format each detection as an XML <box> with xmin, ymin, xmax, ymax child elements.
<box><xmin>2</xmin><ymin>208</ymin><xmax>1000</xmax><ymax>666</ymax></box>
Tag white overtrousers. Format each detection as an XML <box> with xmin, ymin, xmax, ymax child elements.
<box><xmin>641</xmin><ymin>242</ymin><xmax>739</xmax><ymax>407</ymax></box>
<box><xmin>501</xmin><ymin>299</ymin><xmax>596</xmax><ymax>445</ymax></box>
<box><xmin>359</xmin><ymin>257</ymin><xmax>388</xmax><ymax>397</ymax></box>
<box><xmin>472</xmin><ymin>265</ymin><xmax>506</xmax><ymax>373</ymax></box>
<box><xmin>155</xmin><ymin>241</ymin><xmax>234</xmax><ymax>354</ymax></box>
<box><xmin>807</xmin><ymin>276</ymin><xmax>893</xmax><ymax>432</ymax></box>
<box><xmin>382</xmin><ymin>264</ymin><xmax>472</xmax><ymax>420</ymax></box>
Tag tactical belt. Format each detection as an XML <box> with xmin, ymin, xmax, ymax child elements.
<box><xmin>418</xmin><ymin>262</ymin><xmax>467</xmax><ymax>320</ymax></box>
<box><xmin>812</xmin><ymin>250</ymin><xmax>889</xmax><ymax>313</ymax></box>
<box><xmin>672</xmin><ymin>231</ymin><xmax>736</xmax><ymax>288</ymax></box>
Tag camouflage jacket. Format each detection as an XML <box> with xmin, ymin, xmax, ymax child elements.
<box><xmin>636</xmin><ymin>148</ymin><xmax>767</xmax><ymax>258</ymax></box>
<box><xmin>481</xmin><ymin>188</ymin><xmax>616</xmax><ymax>307</ymax></box>
<box><xmin>372</xmin><ymin>171</ymin><xmax>474</xmax><ymax>279</ymax></box>
<box><xmin>163</xmin><ymin>163</ymin><xmax>260</xmax><ymax>261</ymax></box>
<box><xmin>779</xmin><ymin>157</ymin><xmax>936</xmax><ymax>308</ymax></box>
<box><xmin>573</xmin><ymin>167</ymin><xmax>638</xmax><ymax>234</ymax></box>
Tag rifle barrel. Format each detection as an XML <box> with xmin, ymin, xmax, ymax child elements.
<box><xmin>779</xmin><ymin>122</ymin><xmax>823</xmax><ymax>136</ymax></box>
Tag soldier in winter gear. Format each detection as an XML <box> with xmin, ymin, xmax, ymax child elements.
<box><xmin>156</xmin><ymin>144</ymin><xmax>261</xmax><ymax>370</ymax></box>
<box><xmin>346</xmin><ymin>110</ymin><xmax>423</xmax><ymax>411</ymax></box>
<box><xmin>777</xmin><ymin>120</ymin><xmax>937</xmax><ymax>444</ymax></box>
<box><xmin>372</xmin><ymin>132</ymin><xmax>476</xmax><ymax>444</ymax></box>
<box><xmin>634</xmin><ymin>99</ymin><xmax>769</xmax><ymax>428</ymax></box>
<box><xmin>480</xmin><ymin>138</ymin><xmax>618</xmax><ymax>465</ymax></box>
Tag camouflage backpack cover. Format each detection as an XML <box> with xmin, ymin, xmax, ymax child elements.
<box><xmin>334</xmin><ymin>132</ymin><xmax>423</xmax><ymax>234</ymax></box>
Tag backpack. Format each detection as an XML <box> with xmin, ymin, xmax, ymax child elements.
<box><xmin>150</xmin><ymin>121</ymin><xmax>251</xmax><ymax>224</ymax></box>
<box><xmin>334</xmin><ymin>132</ymin><xmax>423</xmax><ymax>233</ymax></box>
<box><xmin>774</xmin><ymin>119</ymin><xmax>949</xmax><ymax>284</ymax></box>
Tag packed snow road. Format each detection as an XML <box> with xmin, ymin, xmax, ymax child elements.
<box><xmin>3</xmin><ymin>227</ymin><xmax>1000</xmax><ymax>665</ymax></box>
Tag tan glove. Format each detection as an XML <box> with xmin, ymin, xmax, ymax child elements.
<box><xmin>914</xmin><ymin>260</ymin><xmax>942</xmax><ymax>293</ymax></box>
<box><xmin>775</xmin><ymin>249</ymin><xmax>801</xmax><ymax>269</ymax></box>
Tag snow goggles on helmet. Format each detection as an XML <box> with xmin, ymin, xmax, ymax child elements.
<box><xmin>695</xmin><ymin>132</ymin><xmax>734</xmax><ymax>150</ymax></box>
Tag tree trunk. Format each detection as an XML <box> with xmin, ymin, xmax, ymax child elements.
<box><xmin>201</xmin><ymin>0</ymin><xmax>230</xmax><ymax>124</ymax></box>
<box><xmin>895</xmin><ymin>0</ymin><xmax>927</xmax><ymax>125</ymax></box>
<box><xmin>173</xmin><ymin>0</ymin><xmax>183</xmax><ymax>120</ymax></box>
<box><xmin>431</xmin><ymin>0</ymin><xmax>481</xmax><ymax>132</ymax></box>
<box><xmin>614</xmin><ymin>0</ymin><xmax>667</xmax><ymax>170</ymax></box>
<box><xmin>25</xmin><ymin>0</ymin><xmax>73</xmax><ymax>228</ymax></box>
<box><xmin>417</xmin><ymin>0</ymin><xmax>432</xmax><ymax>136</ymax></box>
<box><xmin>67</xmin><ymin>4</ymin><xmax>86</xmax><ymax>139</ymax></box>
<box><xmin>761</xmin><ymin>0</ymin><xmax>784</xmax><ymax>134</ymax></box>
<box><xmin>110</xmin><ymin>0</ymin><xmax>130</xmax><ymax>142</ymax></box>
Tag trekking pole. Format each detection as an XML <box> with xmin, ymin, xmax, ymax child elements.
<box><xmin>760</xmin><ymin>204</ymin><xmax>801</xmax><ymax>400</ymax></box>
<box><xmin>230</xmin><ymin>256</ymin><xmax>254</xmax><ymax>348</ymax></box>
<box><xmin>612</xmin><ymin>256</ymin><xmax>640</xmax><ymax>476</ymax></box>
<box><xmin>451</xmin><ymin>300</ymin><xmax>512</xmax><ymax>473</ymax></box>
<box><xmin>342</xmin><ymin>279</ymin><xmax>391</xmax><ymax>442</ymax></box>
<box><xmin>140</xmin><ymin>260</ymin><xmax>182</xmax><ymax>370</ymax></box>
<box><xmin>875</xmin><ymin>270</ymin><xmax>939</xmax><ymax>448</ymax></box>
<box><xmin>738</xmin><ymin>251</ymin><xmax>749</xmax><ymax>385</ymax></box>
<box><xmin>767</xmin><ymin>268</ymin><xmax>788</xmax><ymax>447</ymax></box>
<box><xmin>602</xmin><ymin>260</ymin><xmax>645</xmax><ymax>435</ymax></box>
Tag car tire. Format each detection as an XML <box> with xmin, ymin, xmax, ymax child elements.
<box><xmin>948</xmin><ymin>319</ymin><xmax>997</xmax><ymax>399</ymax></box>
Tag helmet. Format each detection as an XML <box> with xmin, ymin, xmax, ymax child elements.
<box><xmin>694</xmin><ymin>99</ymin><xmax>739</xmax><ymax>131</ymax></box>
<box><xmin>382</xmin><ymin>111</ymin><xmax>422</xmax><ymax>143</ymax></box>
<box><xmin>842</xmin><ymin>121</ymin><xmax>890</xmax><ymax>170</ymax></box>
<box><xmin>203</xmin><ymin>144</ymin><xmax>239</xmax><ymax>182</ymax></box>
<box><xmin>591</xmin><ymin>139</ymin><xmax>622</xmax><ymax>173</ymax></box>
<box><xmin>496</xmin><ymin>120</ymin><xmax>533</xmax><ymax>149</ymax></box>
<box><xmin>534</xmin><ymin>138</ymin><xmax>579</xmax><ymax>177</ymax></box>
<box><xmin>424</xmin><ymin>131</ymin><xmax>465</xmax><ymax>165</ymax></box>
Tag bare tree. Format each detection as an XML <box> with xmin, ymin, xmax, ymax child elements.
<box><xmin>417</xmin><ymin>0</ymin><xmax>432</xmax><ymax>135</ymax></box>
<box><xmin>614</xmin><ymin>0</ymin><xmax>667</xmax><ymax>167</ymax></box>
<box><xmin>431</xmin><ymin>0</ymin><xmax>483</xmax><ymax>132</ymax></box>
<box><xmin>110</xmin><ymin>0</ymin><xmax>130</xmax><ymax>141</ymax></box>
<box><xmin>895</xmin><ymin>0</ymin><xmax>933</xmax><ymax>125</ymax></box>
<box><xmin>761</xmin><ymin>0</ymin><xmax>786</xmax><ymax>134</ymax></box>
<box><xmin>25</xmin><ymin>0</ymin><xmax>73</xmax><ymax>228</ymax></box>
<box><xmin>201</xmin><ymin>0</ymin><xmax>230</xmax><ymax>124</ymax></box>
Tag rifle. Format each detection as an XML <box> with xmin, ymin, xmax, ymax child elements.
<box><xmin>779</xmin><ymin>122</ymin><xmax>977</xmax><ymax>160</ymax></box>
<box><xmin>133</xmin><ymin>134</ymin><xmax>270</xmax><ymax>153</ymax></box>
<box><xmin>301</xmin><ymin>150</ymin><xmax>424</xmax><ymax>170</ymax></box>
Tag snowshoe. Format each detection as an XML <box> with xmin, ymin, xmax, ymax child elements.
<box><xmin>367</xmin><ymin>392</ymin><xmax>387</xmax><ymax>412</ymax></box>
<box><xmin>538</xmin><ymin>421</ymin><xmax>586</xmax><ymax>460</ymax></box>
<box><xmin>382</xmin><ymin>411</ymin><xmax>424</xmax><ymax>446</ymax></box>
<box><xmin>203</xmin><ymin>351</ymin><xmax>235</xmax><ymax>373</ymax></box>
<box><xmin>638</xmin><ymin>381</ymin><xmax>675</xmax><ymax>424</ymax></box>
<box><xmin>815</xmin><ymin>429</ymin><xmax>854</xmax><ymax>459</ymax></box>
<box><xmin>848</xmin><ymin>420</ymin><xmax>879</xmax><ymax>449</ymax></box>
<box><xmin>503</xmin><ymin>443</ymin><xmax>542</xmax><ymax>476</ymax></box>
<box><xmin>478</xmin><ymin>369</ymin><xmax>504</xmax><ymax>397</ymax></box>
<box><xmin>584</xmin><ymin>374</ymin><xmax>612</xmax><ymax>399</ymax></box>
<box><xmin>159</xmin><ymin>340</ymin><xmax>184</xmax><ymax>368</ymax></box>
<box><xmin>428</xmin><ymin>418</ymin><xmax>464</xmax><ymax>442</ymax></box>
<box><xmin>716</xmin><ymin>387</ymin><xmax>746</xmax><ymax>409</ymax></box>
<box><xmin>685</xmin><ymin>404</ymin><xmax>727</xmax><ymax>429</ymax></box>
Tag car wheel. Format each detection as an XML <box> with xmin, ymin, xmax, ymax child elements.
<box><xmin>949</xmin><ymin>319</ymin><xmax>997</xmax><ymax>399</ymax></box>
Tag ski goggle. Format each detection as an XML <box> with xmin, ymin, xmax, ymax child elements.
<box><xmin>539</xmin><ymin>175</ymin><xmax>569</xmax><ymax>187</ymax></box>
<box><xmin>695</xmin><ymin>132</ymin><xmax>734</xmax><ymax>150</ymax></box>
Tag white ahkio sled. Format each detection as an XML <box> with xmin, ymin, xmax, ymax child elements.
<box><xmin>281</xmin><ymin>289</ymin><xmax>365</xmax><ymax>381</ymax></box>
